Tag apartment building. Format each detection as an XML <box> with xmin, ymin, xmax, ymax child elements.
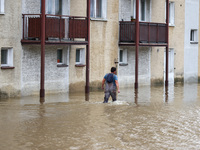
<box><xmin>0</xmin><ymin>0</ymin><xmax>199</xmax><ymax>98</ymax></box>
<box><xmin>118</xmin><ymin>0</ymin><xmax>199</xmax><ymax>87</ymax></box>
<box><xmin>0</xmin><ymin>0</ymin><xmax>22</xmax><ymax>98</ymax></box>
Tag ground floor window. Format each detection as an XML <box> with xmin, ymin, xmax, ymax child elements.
<box><xmin>119</xmin><ymin>49</ymin><xmax>128</xmax><ymax>65</ymax></box>
<box><xmin>1</xmin><ymin>47</ymin><xmax>13</xmax><ymax>67</ymax></box>
<box><xmin>57</xmin><ymin>48</ymin><xmax>68</xmax><ymax>67</ymax></box>
<box><xmin>76</xmin><ymin>48</ymin><xmax>85</xmax><ymax>65</ymax></box>
<box><xmin>57</xmin><ymin>49</ymin><xmax>63</xmax><ymax>63</ymax></box>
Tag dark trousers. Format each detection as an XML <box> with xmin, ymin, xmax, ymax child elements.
<box><xmin>103</xmin><ymin>83</ymin><xmax>116</xmax><ymax>103</ymax></box>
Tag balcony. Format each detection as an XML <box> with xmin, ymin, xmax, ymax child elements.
<box><xmin>21</xmin><ymin>14</ymin><xmax>88</xmax><ymax>45</ymax></box>
<box><xmin>119</xmin><ymin>21</ymin><xmax>167</xmax><ymax>46</ymax></box>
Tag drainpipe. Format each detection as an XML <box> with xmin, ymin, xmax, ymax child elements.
<box><xmin>135</xmin><ymin>0</ymin><xmax>139</xmax><ymax>89</ymax></box>
<box><xmin>165</xmin><ymin>0</ymin><xmax>169</xmax><ymax>86</ymax></box>
<box><xmin>86</xmin><ymin>0</ymin><xmax>90</xmax><ymax>93</ymax></box>
<box><xmin>40</xmin><ymin>0</ymin><xmax>45</xmax><ymax>98</ymax></box>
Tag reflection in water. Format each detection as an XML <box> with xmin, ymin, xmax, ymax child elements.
<box><xmin>1</xmin><ymin>84</ymin><xmax>200</xmax><ymax>149</ymax></box>
<box><xmin>40</xmin><ymin>97</ymin><xmax>45</xmax><ymax>104</ymax></box>
<box><xmin>134</xmin><ymin>88</ymin><xmax>138</xmax><ymax>105</ymax></box>
<box><xmin>184</xmin><ymin>83</ymin><xmax>198</xmax><ymax>102</ymax></box>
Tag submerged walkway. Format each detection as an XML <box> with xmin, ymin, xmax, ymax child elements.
<box><xmin>0</xmin><ymin>84</ymin><xmax>200</xmax><ymax>149</ymax></box>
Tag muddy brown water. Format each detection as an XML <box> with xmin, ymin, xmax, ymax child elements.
<box><xmin>0</xmin><ymin>84</ymin><xmax>200</xmax><ymax>150</ymax></box>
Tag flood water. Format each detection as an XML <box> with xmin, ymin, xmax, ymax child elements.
<box><xmin>1</xmin><ymin>83</ymin><xmax>200</xmax><ymax>150</ymax></box>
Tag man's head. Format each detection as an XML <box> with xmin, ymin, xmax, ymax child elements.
<box><xmin>111</xmin><ymin>67</ymin><xmax>116</xmax><ymax>74</ymax></box>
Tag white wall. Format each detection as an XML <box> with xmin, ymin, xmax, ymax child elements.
<box><xmin>184</xmin><ymin>0</ymin><xmax>199</xmax><ymax>83</ymax></box>
<box><xmin>118</xmin><ymin>47</ymin><xmax>151</xmax><ymax>87</ymax></box>
<box><xmin>21</xmin><ymin>45</ymin><xmax>69</xmax><ymax>96</ymax></box>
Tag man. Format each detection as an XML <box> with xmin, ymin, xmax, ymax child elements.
<box><xmin>102</xmin><ymin>67</ymin><xmax>120</xmax><ymax>103</ymax></box>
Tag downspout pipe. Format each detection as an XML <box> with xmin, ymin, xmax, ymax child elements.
<box><xmin>40</xmin><ymin>0</ymin><xmax>45</xmax><ymax>98</ymax></box>
<box><xmin>135</xmin><ymin>0</ymin><xmax>139</xmax><ymax>89</ymax></box>
<box><xmin>86</xmin><ymin>0</ymin><xmax>90</xmax><ymax>93</ymax></box>
<box><xmin>165</xmin><ymin>0</ymin><xmax>169</xmax><ymax>86</ymax></box>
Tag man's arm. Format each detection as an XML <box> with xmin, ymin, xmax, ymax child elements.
<box><xmin>102</xmin><ymin>78</ymin><xmax>106</xmax><ymax>89</ymax></box>
<box><xmin>115</xmin><ymin>80</ymin><xmax>120</xmax><ymax>93</ymax></box>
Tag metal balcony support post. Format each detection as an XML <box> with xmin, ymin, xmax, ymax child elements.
<box><xmin>165</xmin><ymin>0</ymin><xmax>169</xmax><ymax>86</ymax></box>
<box><xmin>85</xmin><ymin>0</ymin><xmax>90</xmax><ymax>93</ymax></box>
<box><xmin>135</xmin><ymin>0</ymin><xmax>139</xmax><ymax>89</ymax></box>
<box><xmin>40</xmin><ymin>0</ymin><xmax>45</xmax><ymax>99</ymax></box>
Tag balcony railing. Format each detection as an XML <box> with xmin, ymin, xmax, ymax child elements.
<box><xmin>119</xmin><ymin>21</ymin><xmax>167</xmax><ymax>45</ymax></box>
<box><xmin>22</xmin><ymin>14</ymin><xmax>88</xmax><ymax>44</ymax></box>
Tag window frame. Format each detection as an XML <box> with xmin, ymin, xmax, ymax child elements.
<box><xmin>190</xmin><ymin>29</ymin><xmax>198</xmax><ymax>44</ymax></box>
<box><xmin>57</xmin><ymin>49</ymin><xmax>63</xmax><ymax>64</ymax></box>
<box><xmin>46</xmin><ymin>0</ymin><xmax>63</xmax><ymax>15</ymax></box>
<box><xmin>140</xmin><ymin>0</ymin><xmax>146</xmax><ymax>21</ymax></box>
<box><xmin>57</xmin><ymin>48</ymin><xmax>68</xmax><ymax>67</ymax></box>
<box><xmin>132</xmin><ymin>0</ymin><xmax>149</xmax><ymax>22</ymax></box>
<box><xmin>1</xmin><ymin>47</ymin><xmax>13</xmax><ymax>67</ymax></box>
<box><xmin>90</xmin><ymin>0</ymin><xmax>107</xmax><ymax>20</ymax></box>
<box><xmin>169</xmin><ymin>2</ymin><xmax>175</xmax><ymax>26</ymax></box>
<box><xmin>75</xmin><ymin>48</ymin><xmax>85</xmax><ymax>65</ymax></box>
<box><xmin>119</xmin><ymin>49</ymin><xmax>128</xmax><ymax>66</ymax></box>
<box><xmin>0</xmin><ymin>0</ymin><xmax>5</xmax><ymax>14</ymax></box>
<box><xmin>165</xmin><ymin>1</ymin><xmax>175</xmax><ymax>26</ymax></box>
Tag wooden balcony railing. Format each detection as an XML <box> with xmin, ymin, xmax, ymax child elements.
<box><xmin>22</xmin><ymin>14</ymin><xmax>88</xmax><ymax>43</ymax></box>
<box><xmin>119</xmin><ymin>21</ymin><xmax>167</xmax><ymax>45</ymax></box>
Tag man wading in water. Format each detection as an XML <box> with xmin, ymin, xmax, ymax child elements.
<box><xmin>102</xmin><ymin>67</ymin><xmax>120</xmax><ymax>103</ymax></box>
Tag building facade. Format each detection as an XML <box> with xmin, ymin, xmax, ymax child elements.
<box><xmin>0</xmin><ymin>0</ymin><xmax>200</xmax><ymax>98</ymax></box>
<box><xmin>0</xmin><ymin>0</ymin><xmax>22</xmax><ymax>98</ymax></box>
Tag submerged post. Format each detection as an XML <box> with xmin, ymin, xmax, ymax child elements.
<box><xmin>85</xmin><ymin>0</ymin><xmax>90</xmax><ymax>93</ymax></box>
<box><xmin>40</xmin><ymin>0</ymin><xmax>45</xmax><ymax>98</ymax></box>
<box><xmin>165</xmin><ymin>0</ymin><xmax>169</xmax><ymax>86</ymax></box>
<box><xmin>135</xmin><ymin>0</ymin><xmax>139</xmax><ymax>89</ymax></box>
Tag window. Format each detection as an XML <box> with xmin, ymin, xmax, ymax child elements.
<box><xmin>57</xmin><ymin>49</ymin><xmax>68</xmax><ymax>66</ymax></box>
<box><xmin>119</xmin><ymin>49</ymin><xmax>127</xmax><ymax>65</ymax></box>
<box><xmin>55</xmin><ymin>0</ymin><xmax>62</xmax><ymax>15</ymax></box>
<box><xmin>169</xmin><ymin>2</ymin><xmax>175</xmax><ymax>26</ymax></box>
<box><xmin>190</xmin><ymin>29</ymin><xmax>198</xmax><ymax>43</ymax></box>
<box><xmin>47</xmin><ymin>0</ymin><xmax>53</xmax><ymax>14</ymax></box>
<box><xmin>46</xmin><ymin>0</ymin><xmax>62</xmax><ymax>15</ymax></box>
<box><xmin>76</xmin><ymin>48</ymin><xmax>85</xmax><ymax>65</ymax></box>
<box><xmin>132</xmin><ymin>0</ymin><xmax>150</xmax><ymax>21</ymax></box>
<box><xmin>1</xmin><ymin>48</ymin><xmax>13</xmax><ymax>67</ymax></box>
<box><xmin>57</xmin><ymin>49</ymin><xmax>63</xmax><ymax>64</ymax></box>
<box><xmin>141</xmin><ymin>0</ymin><xmax>145</xmax><ymax>21</ymax></box>
<box><xmin>0</xmin><ymin>0</ymin><xmax>5</xmax><ymax>14</ymax></box>
<box><xmin>90</xmin><ymin>0</ymin><xmax>107</xmax><ymax>19</ymax></box>
<box><xmin>166</xmin><ymin>2</ymin><xmax>175</xmax><ymax>26</ymax></box>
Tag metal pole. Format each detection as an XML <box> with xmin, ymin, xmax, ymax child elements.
<box><xmin>85</xmin><ymin>0</ymin><xmax>90</xmax><ymax>93</ymax></box>
<box><xmin>165</xmin><ymin>0</ymin><xmax>169</xmax><ymax>86</ymax></box>
<box><xmin>40</xmin><ymin>0</ymin><xmax>45</xmax><ymax>98</ymax></box>
<box><xmin>135</xmin><ymin>0</ymin><xmax>139</xmax><ymax>89</ymax></box>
